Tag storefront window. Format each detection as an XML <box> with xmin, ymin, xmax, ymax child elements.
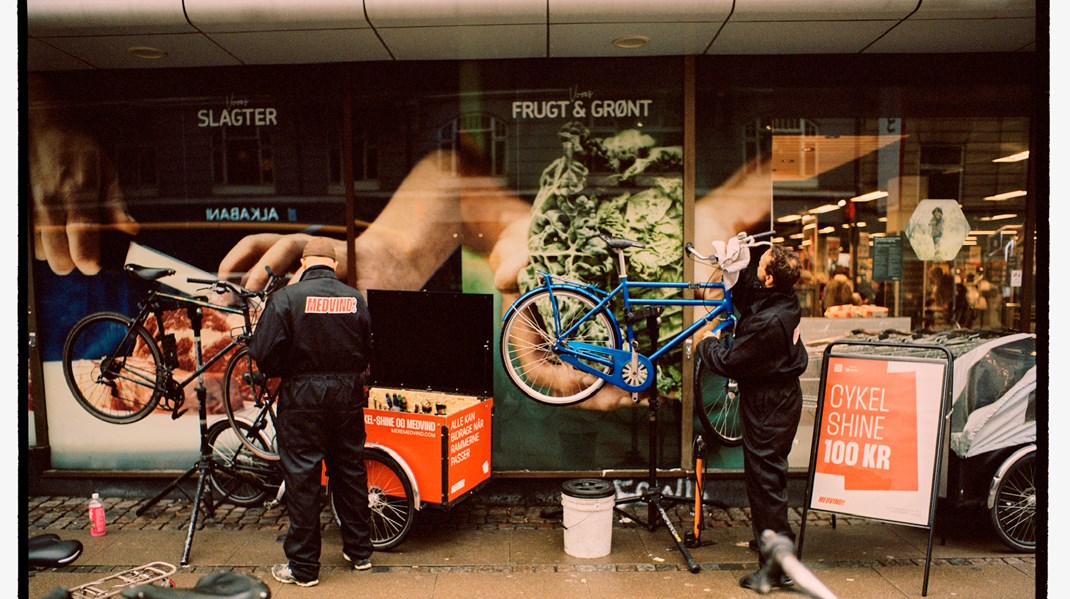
<box><xmin>769</xmin><ymin>116</ymin><xmax>1030</xmax><ymax>331</ymax></box>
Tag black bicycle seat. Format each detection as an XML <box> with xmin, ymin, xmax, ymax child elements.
<box><xmin>28</xmin><ymin>534</ymin><xmax>83</xmax><ymax>569</ymax></box>
<box><xmin>119</xmin><ymin>572</ymin><xmax>270</xmax><ymax>599</ymax></box>
<box><xmin>600</xmin><ymin>236</ymin><xmax>645</xmax><ymax>250</ymax></box>
<box><xmin>125</xmin><ymin>264</ymin><xmax>177</xmax><ymax>282</ymax></box>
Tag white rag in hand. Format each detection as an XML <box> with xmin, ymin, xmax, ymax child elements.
<box><xmin>711</xmin><ymin>237</ymin><xmax>751</xmax><ymax>290</ymax></box>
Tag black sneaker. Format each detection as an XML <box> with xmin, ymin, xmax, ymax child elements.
<box><xmin>343</xmin><ymin>552</ymin><xmax>373</xmax><ymax>571</ymax></box>
<box><xmin>739</xmin><ymin>570</ymin><xmax>794</xmax><ymax>591</ymax></box>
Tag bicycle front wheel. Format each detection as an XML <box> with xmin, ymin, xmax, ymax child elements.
<box><xmin>223</xmin><ymin>347</ymin><xmax>280</xmax><ymax>461</ymax></box>
<box><xmin>500</xmin><ymin>288</ymin><xmax>619</xmax><ymax>406</ymax></box>
<box><xmin>62</xmin><ymin>312</ymin><xmax>164</xmax><ymax>424</ymax></box>
<box><xmin>207</xmin><ymin>419</ymin><xmax>278</xmax><ymax>507</ymax></box>
<box><xmin>330</xmin><ymin>449</ymin><xmax>416</xmax><ymax>550</ymax></box>
<box><xmin>694</xmin><ymin>334</ymin><xmax>743</xmax><ymax>447</ymax></box>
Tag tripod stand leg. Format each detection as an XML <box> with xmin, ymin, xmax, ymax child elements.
<box><xmin>135</xmin><ymin>464</ymin><xmax>196</xmax><ymax>517</ymax></box>
<box><xmin>181</xmin><ymin>460</ymin><xmax>214</xmax><ymax>566</ymax></box>
<box><xmin>651</xmin><ymin>497</ymin><xmax>702</xmax><ymax>573</ymax></box>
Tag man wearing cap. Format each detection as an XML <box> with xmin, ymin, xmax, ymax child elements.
<box><xmin>248</xmin><ymin>237</ymin><xmax>374</xmax><ymax>587</ymax></box>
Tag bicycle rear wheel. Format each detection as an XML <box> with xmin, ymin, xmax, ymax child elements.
<box><xmin>223</xmin><ymin>347</ymin><xmax>280</xmax><ymax>461</ymax></box>
<box><xmin>62</xmin><ymin>312</ymin><xmax>164</xmax><ymax>424</ymax></box>
<box><xmin>206</xmin><ymin>419</ymin><xmax>279</xmax><ymax>507</ymax></box>
<box><xmin>694</xmin><ymin>334</ymin><xmax>743</xmax><ymax>447</ymax></box>
<box><xmin>990</xmin><ymin>449</ymin><xmax>1036</xmax><ymax>552</ymax></box>
<box><xmin>330</xmin><ymin>448</ymin><xmax>416</xmax><ymax>550</ymax></box>
<box><xmin>500</xmin><ymin>288</ymin><xmax>619</xmax><ymax>406</ymax></box>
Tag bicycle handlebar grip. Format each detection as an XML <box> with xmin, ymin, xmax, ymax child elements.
<box><xmin>750</xmin><ymin>230</ymin><xmax>776</xmax><ymax>240</ymax></box>
<box><xmin>187</xmin><ymin>277</ymin><xmax>217</xmax><ymax>285</ymax></box>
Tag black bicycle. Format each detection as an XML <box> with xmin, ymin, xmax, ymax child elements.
<box><xmin>61</xmin><ymin>265</ymin><xmax>283</xmax><ymax>424</ymax></box>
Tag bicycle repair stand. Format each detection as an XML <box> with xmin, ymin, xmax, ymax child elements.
<box><xmin>135</xmin><ymin>306</ymin><xmax>221</xmax><ymax>566</ymax></box>
<box><xmin>612</xmin><ymin>308</ymin><xmax>702</xmax><ymax>573</ymax></box>
<box><xmin>683</xmin><ymin>433</ymin><xmax>719</xmax><ymax>550</ymax></box>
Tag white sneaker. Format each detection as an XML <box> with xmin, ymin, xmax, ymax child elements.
<box><xmin>271</xmin><ymin>563</ymin><xmax>319</xmax><ymax>587</ymax></box>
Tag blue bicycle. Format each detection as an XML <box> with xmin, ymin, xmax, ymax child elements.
<box><xmin>500</xmin><ymin>231</ymin><xmax>773</xmax><ymax>415</ymax></box>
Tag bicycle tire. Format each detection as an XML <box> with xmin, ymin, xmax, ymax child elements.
<box><xmin>330</xmin><ymin>449</ymin><xmax>416</xmax><ymax>551</ymax></box>
<box><xmin>500</xmin><ymin>288</ymin><xmax>619</xmax><ymax>406</ymax></box>
<box><xmin>62</xmin><ymin>312</ymin><xmax>164</xmax><ymax>424</ymax></box>
<box><xmin>222</xmin><ymin>347</ymin><xmax>280</xmax><ymax>461</ymax></box>
<box><xmin>694</xmin><ymin>334</ymin><xmax>743</xmax><ymax>447</ymax></box>
<box><xmin>206</xmin><ymin>419</ymin><xmax>279</xmax><ymax>507</ymax></box>
<box><xmin>990</xmin><ymin>449</ymin><xmax>1036</xmax><ymax>552</ymax></box>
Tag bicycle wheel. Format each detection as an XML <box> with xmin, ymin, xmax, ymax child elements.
<box><xmin>62</xmin><ymin>312</ymin><xmax>164</xmax><ymax>424</ymax></box>
<box><xmin>694</xmin><ymin>334</ymin><xmax>743</xmax><ymax>447</ymax></box>
<box><xmin>223</xmin><ymin>347</ymin><xmax>280</xmax><ymax>461</ymax></box>
<box><xmin>330</xmin><ymin>449</ymin><xmax>416</xmax><ymax>550</ymax></box>
<box><xmin>206</xmin><ymin>419</ymin><xmax>279</xmax><ymax>507</ymax></box>
<box><xmin>500</xmin><ymin>288</ymin><xmax>619</xmax><ymax>406</ymax></box>
<box><xmin>990</xmin><ymin>449</ymin><xmax>1036</xmax><ymax>552</ymax></box>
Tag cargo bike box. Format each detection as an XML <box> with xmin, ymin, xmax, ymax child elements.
<box><xmin>364</xmin><ymin>290</ymin><xmax>494</xmax><ymax>508</ymax></box>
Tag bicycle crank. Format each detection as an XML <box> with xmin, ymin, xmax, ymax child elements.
<box><xmin>559</xmin><ymin>342</ymin><xmax>654</xmax><ymax>393</ymax></box>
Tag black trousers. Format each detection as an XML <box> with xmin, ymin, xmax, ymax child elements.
<box><xmin>277</xmin><ymin>376</ymin><xmax>372</xmax><ymax>582</ymax></box>
<box><xmin>740</xmin><ymin>378</ymin><xmax>803</xmax><ymax>559</ymax></box>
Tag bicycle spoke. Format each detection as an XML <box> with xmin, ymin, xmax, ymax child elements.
<box><xmin>501</xmin><ymin>289</ymin><xmax>617</xmax><ymax>405</ymax></box>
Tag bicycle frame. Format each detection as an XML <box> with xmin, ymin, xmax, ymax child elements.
<box><xmin>113</xmin><ymin>286</ymin><xmax>255</xmax><ymax>400</ymax></box>
<box><xmin>521</xmin><ymin>268</ymin><xmax>737</xmax><ymax>393</ymax></box>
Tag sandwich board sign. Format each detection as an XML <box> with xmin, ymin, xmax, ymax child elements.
<box><xmin>798</xmin><ymin>341</ymin><xmax>953</xmax><ymax>597</ymax></box>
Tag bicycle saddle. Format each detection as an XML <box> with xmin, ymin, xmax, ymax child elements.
<box><xmin>28</xmin><ymin>533</ymin><xmax>83</xmax><ymax>569</ymax></box>
<box><xmin>600</xmin><ymin>235</ymin><xmax>644</xmax><ymax>250</ymax></box>
<box><xmin>119</xmin><ymin>572</ymin><xmax>270</xmax><ymax>599</ymax></box>
<box><xmin>125</xmin><ymin>264</ymin><xmax>177</xmax><ymax>282</ymax></box>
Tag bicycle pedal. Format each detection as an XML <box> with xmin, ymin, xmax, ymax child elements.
<box><xmin>171</xmin><ymin>408</ymin><xmax>187</xmax><ymax>420</ymax></box>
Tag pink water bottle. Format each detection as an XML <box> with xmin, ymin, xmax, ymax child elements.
<box><xmin>88</xmin><ymin>493</ymin><xmax>107</xmax><ymax>537</ymax></box>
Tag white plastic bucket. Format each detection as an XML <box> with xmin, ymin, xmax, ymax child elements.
<box><xmin>561</xmin><ymin>479</ymin><xmax>615</xmax><ymax>558</ymax></box>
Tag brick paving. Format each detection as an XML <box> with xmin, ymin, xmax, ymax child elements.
<box><xmin>27</xmin><ymin>490</ymin><xmax>1036</xmax><ymax>575</ymax></box>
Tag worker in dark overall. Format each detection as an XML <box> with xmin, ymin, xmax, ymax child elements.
<box><xmin>248</xmin><ymin>237</ymin><xmax>374</xmax><ymax>587</ymax></box>
<box><xmin>696</xmin><ymin>244</ymin><xmax>808</xmax><ymax>591</ymax></box>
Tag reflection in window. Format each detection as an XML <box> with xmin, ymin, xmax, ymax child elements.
<box><xmin>115</xmin><ymin>144</ymin><xmax>158</xmax><ymax>196</ymax></box>
<box><xmin>212</xmin><ymin>125</ymin><xmax>273</xmax><ymax>187</ymax></box>
<box><xmin>329</xmin><ymin>125</ymin><xmax>378</xmax><ymax>186</ymax></box>
<box><xmin>437</xmin><ymin>113</ymin><xmax>506</xmax><ymax>176</ymax></box>
<box><xmin>769</xmin><ymin>116</ymin><xmax>1029</xmax><ymax>332</ymax></box>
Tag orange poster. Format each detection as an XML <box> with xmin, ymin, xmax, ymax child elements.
<box><xmin>810</xmin><ymin>355</ymin><xmax>947</xmax><ymax>526</ymax></box>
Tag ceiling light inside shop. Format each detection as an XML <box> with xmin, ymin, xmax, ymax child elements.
<box><xmin>857</xmin><ymin>222</ymin><xmax>867</xmax><ymax>227</ymax></box>
<box><xmin>789</xmin><ymin>233</ymin><xmax>805</xmax><ymax>239</ymax></box>
<box><xmin>818</xmin><ymin>226</ymin><xmax>836</xmax><ymax>234</ymax></box>
<box><xmin>128</xmin><ymin>46</ymin><xmax>167</xmax><ymax>59</ymax></box>
<box><xmin>612</xmin><ymin>35</ymin><xmax>650</xmax><ymax>49</ymax></box>
<box><xmin>993</xmin><ymin>151</ymin><xmax>1029</xmax><ymax>162</ymax></box>
<box><xmin>980</xmin><ymin>213</ymin><xmax>1018</xmax><ymax>221</ymax></box>
<box><xmin>777</xmin><ymin>214</ymin><xmax>803</xmax><ymax>223</ymax></box>
<box><xmin>970</xmin><ymin>230</ymin><xmax>998</xmax><ymax>235</ymax></box>
<box><xmin>850</xmin><ymin>190</ymin><xmax>888</xmax><ymax>203</ymax></box>
<box><xmin>772</xmin><ymin>237</ymin><xmax>785</xmax><ymax>243</ymax></box>
<box><xmin>870</xmin><ymin>232</ymin><xmax>886</xmax><ymax>237</ymax></box>
<box><xmin>984</xmin><ymin>190</ymin><xmax>1027</xmax><ymax>201</ymax></box>
<box><xmin>808</xmin><ymin>204</ymin><xmax>841</xmax><ymax>214</ymax></box>
<box><xmin>878</xmin><ymin>216</ymin><xmax>887</xmax><ymax>222</ymax></box>
<box><xmin>841</xmin><ymin>223</ymin><xmax>851</xmax><ymax>229</ymax></box>
<box><xmin>801</xmin><ymin>239</ymin><xmax>812</xmax><ymax>247</ymax></box>
<box><xmin>802</xmin><ymin>222</ymin><xmax>817</xmax><ymax>231</ymax></box>
<box><xmin>963</xmin><ymin>239</ymin><xmax>977</xmax><ymax>245</ymax></box>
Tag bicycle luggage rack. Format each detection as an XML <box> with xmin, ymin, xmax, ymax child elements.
<box><xmin>66</xmin><ymin>561</ymin><xmax>177</xmax><ymax>599</ymax></box>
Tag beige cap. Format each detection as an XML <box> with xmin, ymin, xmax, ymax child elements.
<box><xmin>302</xmin><ymin>238</ymin><xmax>337</xmax><ymax>261</ymax></box>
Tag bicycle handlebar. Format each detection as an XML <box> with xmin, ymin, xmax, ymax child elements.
<box><xmin>189</xmin><ymin>266</ymin><xmax>283</xmax><ymax>301</ymax></box>
<box><xmin>685</xmin><ymin>230</ymin><xmax>777</xmax><ymax>263</ymax></box>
